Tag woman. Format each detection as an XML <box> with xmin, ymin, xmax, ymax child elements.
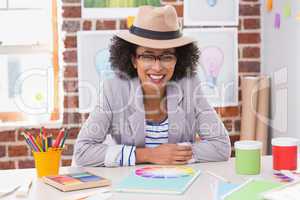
<box><xmin>74</xmin><ymin>5</ymin><xmax>231</xmax><ymax>167</ymax></box>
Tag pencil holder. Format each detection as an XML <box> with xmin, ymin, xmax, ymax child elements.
<box><xmin>33</xmin><ymin>148</ymin><xmax>62</xmax><ymax>178</ymax></box>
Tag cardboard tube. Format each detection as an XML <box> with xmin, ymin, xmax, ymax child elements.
<box><xmin>255</xmin><ymin>76</ymin><xmax>270</xmax><ymax>155</ymax></box>
<box><xmin>240</xmin><ymin>76</ymin><xmax>259</xmax><ymax>140</ymax></box>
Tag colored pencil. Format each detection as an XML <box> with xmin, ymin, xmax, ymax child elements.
<box><xmin>60</xmin><ymin>130</ymin><xmax>69</xmax><ymax>148</ymax></box>
<box><xmin>53</xmin><ymin>129</ymin><xmax>64</xmax><ymax>148</ymax></box>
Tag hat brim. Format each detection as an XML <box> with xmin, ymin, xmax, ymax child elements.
<box><xmin>115</xmin><ymin>30</ymin><xmax>195</xmax><ymax>49</ymax></box>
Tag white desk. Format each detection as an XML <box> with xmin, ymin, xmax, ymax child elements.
<box><xmin>0</xmin><ymin>156</ymin><xmax>278</xmax><ymax>200</ymax></box>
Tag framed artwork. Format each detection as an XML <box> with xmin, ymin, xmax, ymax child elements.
<box><xmin>183</xmin><ymin>28</ymin><xmax>238</xmax><ymax>107</ymax></box>
<box><xmin>0</xmin><ymin>52</ymin><xmax>53</xmax><ymax>122</ymax></box>
<box><xmin>77</xmin><ymin>30</ymin><xmax>115</xmax><ymax>112</ymax></box>
<box><xmin>184</xmin><ymin>0</ymin><xmax>239</xmax><ymax>26</ymax></box>
<box><xmin>82</xmin><ymin>0</ymin><xmax>162</xmax><ymax>18</ymax></box>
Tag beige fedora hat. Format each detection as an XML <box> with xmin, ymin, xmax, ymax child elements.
<box><xmin>115</xmin><ymin>5</ymin><xmax>194</xmax><ymax>49</ymax></box>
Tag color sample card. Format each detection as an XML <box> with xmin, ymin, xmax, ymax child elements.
<box><xmin>274</xmin><ymin>172</ymin><xmax>294</xmax><ymax>182</ymax></box>
<box><xmin>274</xmin><ymin>171</ymin><xmax>300</xmax><ymax>183</ymax></box>
<box><xmin>49</xmin><ymin>172</ymin><xmax>101</xmax><ymax>185</ymax></box>
<box><xmin>49</xmin><ymin>176</ymin><xmax>82</xmax><ymax>185</ymax></box>
<box><xmin>116</xmin><ymin>166</ymin><xmax>201</xmax><ymax>194</ymax></box>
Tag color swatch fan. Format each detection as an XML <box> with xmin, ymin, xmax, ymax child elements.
<box><xmin>43</xmin><ymin>171</ymin><xmax>110</xmax><ymax>192</ymax></box>
<box><xmin>116</xmin><ymin>166</ymin><xmax>201</xmax><ymax>195</ymax></box>
<box><xmin>135</xmin><ymin>166</ymin><xmax>195</xmax><ymax>179</ymax></box>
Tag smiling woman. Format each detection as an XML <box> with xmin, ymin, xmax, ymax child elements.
<box><xmin>74</xmin><ymin>5</ymin><xmax>231</xmax><ymax>167</ymax></box>
<box><xmin>109</xmin><ymin>36</ymin><xmax>199</xmax><ymax>81</ymax></box>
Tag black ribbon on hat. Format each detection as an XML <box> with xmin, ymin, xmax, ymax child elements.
<box><xmin>129</xmin><ymin>25</ymin><xmax>182</xmax><ymax>40</ymax></box>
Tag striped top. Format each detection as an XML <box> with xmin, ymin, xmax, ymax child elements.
<box><xmin>145</xmin><ymin>117</ymin><xmax>169</xmax><ymax>148</ymax></box>
<box><xmin>115</xmin><ymin>118</ymin><xmax>169</xmax><ymax>167</ymax></box>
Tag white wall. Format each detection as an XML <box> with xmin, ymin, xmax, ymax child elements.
<box><xmin>262</xmin><ymin>0</ymin><xmax>300</xmax><ymax>138</ymax></box>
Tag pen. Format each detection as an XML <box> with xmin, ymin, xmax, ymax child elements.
<box><xmin>21</xmin><ymin>132</ymin><xmax>36</xmax><ymax>152</ymax></box>
<box><xmin>206</xmin><ymin>171</ymin><xmax>230</xmax><ymax>183</ymax></box>
<box><xmin>16</xmin><ymin>179</ymin><xmax>32</xmax><ymax>198</ymax></box>
<box><xmin>24</xmin><ymin>131</ymin><xmax>42</xmax><ymax>152</ymax></box>
<box><xmin>47</xmin><ymin>135</ymin><xmax>53</xmax><ymax>148</ymax></box>
<box><xmin>43</xmin><ymin>135</ymin><xmax>48</xmax><ymax>152</ymax></box>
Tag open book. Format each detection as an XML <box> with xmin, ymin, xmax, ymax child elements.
<box><xmin>263</xmin><ymin>180</ymin><xmax>300</xmax><ymax>200</ymax></box>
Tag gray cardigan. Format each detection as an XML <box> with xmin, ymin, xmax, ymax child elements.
<box><xmin>74</xmin><ymin>76</ymin><xmax>231</xmax><ymax>167</ymax></box>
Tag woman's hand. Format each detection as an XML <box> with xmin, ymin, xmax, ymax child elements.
<box><xmin>136</xmin><ymin>144</ymin><xmax>193</xmax><ymax>165</ymax></box>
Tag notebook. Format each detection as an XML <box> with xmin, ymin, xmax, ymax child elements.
<box><xmin>115</xmin><ymin>166</ymin><xmax>201</xmax><ymax>195</ymax></box>
<box><xmin>262</xmin><ymin>180</ymin><xmax>300</xmax><ymax>200</ymax></box>
<box><xmin>222</xmin><ymin>179</ymin><xmax>282</xmax><ymax>200</ymax></box>
<box><xmin>215</xmin><ymin>182</ymin><xmax>240</xmax><ymax>200</ymax></box>
<box><xmin>43</xmin><ymin>171</ymin><xmax>110</xmax><ymax>192</ymax></box>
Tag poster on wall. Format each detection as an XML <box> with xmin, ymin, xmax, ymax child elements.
<box><xmin>184</xmin><ymin>0</ymin><xmax>239</xmax><ymax>26</ymax></box>
<box><xmin>77</xmin><ymin>30</ymin><xmax>115</xmax><ymax>112</ymax></box>
<box><xmin>183</xmin><ymin>28</ymin><xmax>238</xmax><ymax>107</ymax></box>
<box><xmin>82</xmin><ymin>0</ymin><xmax>162</xmax><ymax>18</ymax></box>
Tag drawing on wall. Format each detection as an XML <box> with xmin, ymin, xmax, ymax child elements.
<box><xmin>200</xmin><ymin>46</ymin><xmax>224</xmax><ymax>88</ymax></box>
<box><xmin>207</xmin><ymin>0</ymin><xmax>217</xmax><ymax>7</ymax></box>
<box><xmin>184</xmin><ymin>0</ymin><xmax>239</xmax><ymax>26</ymax></box>
<box><xmin>0</xmin><ymin>53</ymin><xmax>52</xmax><ymax>121</ymax></box>
<box><xmin>183</xmin><ymin>28</ymin><xmax>238</xmax><ymax>107</ymax></box>
<box><xmin>77</xmin><ymin>31</ymin><xmax>115</xmax><ymax>112</ymax></box>
<box><xmin>82</xmin><ymin>0</ymin><xmax>162</xmax><ymax>18</ymax></box>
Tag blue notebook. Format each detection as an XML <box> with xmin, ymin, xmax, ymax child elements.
<box><xmin>115</xmin><ymin>166</ymin><xmax>201</xmax><ymax>195</ymax></box>
<box><xmin>215</xmin><ymin>182</ymin><xmax>240</xmax><ymax>200</ymax></box>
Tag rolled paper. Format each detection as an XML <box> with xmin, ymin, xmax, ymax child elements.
<box><xmin>240</xmin><ymin>76</ymin><xmax>260</xmax><ymax>140</ymax></box>
<box><xmin>296</xmin><ymin>12</ymin><xmax>300</xmax><ymax>21</ymax></box>
<box><xmin>255</xmin><ymin>76</ymin><xmax>270</xmax><ymax>155</ymax></box>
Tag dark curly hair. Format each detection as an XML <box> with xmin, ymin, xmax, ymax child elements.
<box><xmin>109</xmin><ymin>36</ymin><xmax>200</xmax><ymax>81</ymax></box>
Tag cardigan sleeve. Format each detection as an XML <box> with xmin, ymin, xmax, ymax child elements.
<box><xmin>74</xmin><ymin>80</ymin><xmax>136</xmax><ymax>167</ymax></box>
<box><xmin>191</xmin><ymin>78</ymin><xmax>232</xmax><ymax>162</ymax></box>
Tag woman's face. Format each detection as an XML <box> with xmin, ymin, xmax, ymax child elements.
<box><xmin>132</xmin><ymin>46</ymin><xmax>177</xmax><ymax>91</ymax></box>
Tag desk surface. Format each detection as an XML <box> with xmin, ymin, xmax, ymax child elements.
<box><xmin>0</xmin><ymin>156</ymin><xmax>278</xmax><ymax>200</ymax></box>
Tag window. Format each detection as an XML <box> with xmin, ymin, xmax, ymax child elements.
<box><xmin>0</xmin><ymin>0</ymin><xmax>61</xmax><ymax>126</ymax></box>
<box><xmin>7</xmin><ymin>0</ymin><xmax>45</xmax><ymax>9</ymax></box>
<box><xmin>0</xmin><ymin>1</ymin><xmax>7</xmax><ymax>8</ymax></box>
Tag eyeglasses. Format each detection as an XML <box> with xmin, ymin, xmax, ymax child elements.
<box><xmin>136</xmin><ymin>54</ymin><xmax>177</xmax><ymax>68</ymax></box>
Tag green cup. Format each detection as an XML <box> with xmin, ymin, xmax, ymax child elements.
<box><xmin>234</xmin><ymin>140</ymin><xmax>262</xmax><ymax>175</ymax></box>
